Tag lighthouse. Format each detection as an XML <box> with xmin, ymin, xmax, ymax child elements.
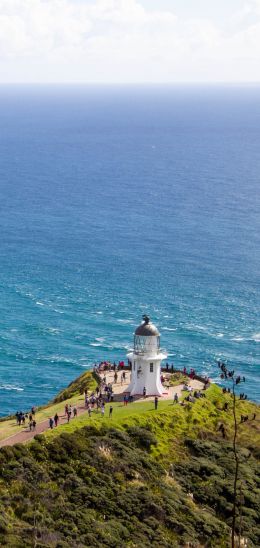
<box><xmin>126</xmin><ymin>315</ymin><xmax>167</xmax><ymax>396</ymax></box>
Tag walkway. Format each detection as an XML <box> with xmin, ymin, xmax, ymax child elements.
<box><xmin>0</xmin><ymin>371</ymin><xmax>204</xmax><ymax>448</ymax></box>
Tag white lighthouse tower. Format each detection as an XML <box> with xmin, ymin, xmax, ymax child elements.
<box><xmin>126</xmin><ymin>315</ymin><xmax>167</xmax><ymax>396</ymax></box>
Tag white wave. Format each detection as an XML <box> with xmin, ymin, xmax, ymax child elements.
<box><xmin>231</xmin><ymin>337</ymin><xmax>245</xmax><ymax>342</ymax></box>
<box><xmin>251</xmin><ymin>333</ymin><xmax>260</xmax><ymax>342</ymax></box>
<box><xmin>96</xmin><ymin>311</ymin><xmax>103</xmax><ymax>315</ymax></box>
<box><xmin>216</xmin><ymin>333</ymin><xmax>224</xmax><ymax>338</ymax></box>
<box><xmin>46</xmin><ymin>327</ymin><xmax>60</xmax><ymax>334</ymax></box>
<box><xmin>95</xmin><ymin>337</ymin><xmax>105</xmax><ymax>342</ymax></box>
<box><xmin>117</xmin><ymin>319</ymin><xmax>132</xmax><ymax>324</ymax></box>
<box><xmin>36</xmin><ymin>301</ymin><xmax>45</xmax><ymax>306</ymax></box>
<box><xmin>41</xmin><ymin>355</ymin><xmax>76</xmax><ymax>364</ymax></box>
<box><xmin>162</xmin><ymin>327</ymin><xmax>177</xmax><ymax>331</ymax></box>
<box><xmin>193</xmin><ymin>324</ymin><xmax>207</xmax><ymax>331</ymax></box>
<box><xmin>90</xmin><ymin>342</ymin><xmax>103</xmax><ymax>347</ymax></box>
<box><xmin>0</xmin><ymin>385</ymin><xmax>24</xmax><ymax>391</ymax></box>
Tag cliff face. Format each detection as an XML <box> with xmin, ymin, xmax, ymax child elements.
<box><xmin>0</xmin><ymin>378</ymin><xmax>259</xmax><ymax>547</ymax></box>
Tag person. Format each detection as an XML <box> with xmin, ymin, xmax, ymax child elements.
<box><xmin>54</xmin><ymin>413</ymin><xmax>59</xmax><ymax>427</ymax></box>
<box><xmin>101</xmin><ymin>405</ymin><xmax>105</xmax><ymax>418</ymax></box>
<box><xmin>143</xmin><ymin>387</ymin><xmax>146</xmax><ymax>398</ymax></box>
<box><xmin>67</xmin><ymin>410</ymin><xmax>71</xmax><ymax>423</ymax></box>
<box><xmin>29</xmin><ymin>420</ymin><xmax>33</xmax><ymax>431</ymax></box>
<box><xmin>73</xmin><ymin>407</ymin><xmax>77</xmax><ymax>418</ymax></box>
<box><xmin>154</xmin><ymin>396</ymin><xmax>158</xmax><ymax>410</ymax></box>
<box><xmin>109</xmin><ymin>405</ymin><xmax>113</xmax><ymax>418</ymax></box>
<box><xmin>114</xmin><ymin>372</ymin><xmax>118</xmax><ymax>383</ymax></box>
<box><xmin>32</xmin><ymin>420</ymin><xmax>36</xmax><ymax>430</ymax></box>
<box><xmin>174</xmin><ymin>393</ymin><xmax>179</xmax><ymax>403</ymax></box>
<box><xmin>122</xmin><ymin>370</ymin><xmax>126</xmax><ymax>381</ymax></box>
<box><xmin>49</xmin><ymin>417</ymin><xmax>54</xmax><ymax>430</ymax></box>
<box><xmin>65</xmin><ymin>403</ymin><xmax>68</xmax><ymax>416</ymax></box>
<box><xmin>15</xmin><ymin>411</ymin><xmax>19</xmax><ymax>424</ymax></box>
<box><xmin>121</xmin><ymin>373</ymin><xmax>124</xmax><ymax>386</ymax></box>
<box><xmin>88</xmin><ymin>407</ymin><xmax>92</xmax><ymax>418</ymax></box>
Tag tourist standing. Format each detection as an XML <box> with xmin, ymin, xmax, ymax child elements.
<box><xmin>154</xmin><ymin>396</ymin><xmax>158</xmax><ymax>410</ymax></box>
<box><xmin>109</xmin><ymin>406</ymin><xmax>113</xmax><ymax>418</ymax></box>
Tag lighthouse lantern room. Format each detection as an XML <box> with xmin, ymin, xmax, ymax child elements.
<box><xmin>126</xmin><ymin>315</ymin><xmax>167</xmax><ymax>396</ymax></box>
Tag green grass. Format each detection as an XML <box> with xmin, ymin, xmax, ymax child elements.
<box><xmin>0</xmin><ymin>370</ymin><xmax>97</xmax><ymax>442</ymax></box>
<box><xmin>43</xmin><ymin>384</ymin><xmax>260</xmax><ymax>461</ymax></box>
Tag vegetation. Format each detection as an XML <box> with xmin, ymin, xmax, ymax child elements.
<box><xmin>52</xmin><ymin>370</ymin><xmax>98</xmax><ymax>403</ymax></box>
<box><xmin>0</xmin><ymin>372</ymin><xmax>259</xmax><ymax>547</ymax></box>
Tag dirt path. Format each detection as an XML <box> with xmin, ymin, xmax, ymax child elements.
<box><xmin>0</xmin><ymin>402</ymin><xmax>87</xmax><ymax>448</ymax></box>
<box><xmin>0</xmin><ymin>372</ymin><xmax>204</xmax><ymax>448</ymax></box>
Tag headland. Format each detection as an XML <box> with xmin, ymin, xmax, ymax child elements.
<box><xmin>0</xmin><ymin>364</ymin><xmax>259</xmax><ymax>547</ymax></box>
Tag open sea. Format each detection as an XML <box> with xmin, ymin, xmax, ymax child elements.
<box><xmin>0</xmin><ymin>85</ymin><xmax>259</xmax><ymax>415</ymax></box>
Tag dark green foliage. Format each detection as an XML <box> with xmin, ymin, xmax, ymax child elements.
<box><xmin>0</xmin><ymin>425</ymin><xmax>259</xmax><ymax>547</ymax></box>
<box><xmin>173</xmin><ymin>438</ymin><xmax>260</xmax><ymax>546</ymax></box>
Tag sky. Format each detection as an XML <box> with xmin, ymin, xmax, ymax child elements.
<box><xmin>0</xmin><ymin>0</ymin><xmax>260</xmax><ymax>83</ymax></box>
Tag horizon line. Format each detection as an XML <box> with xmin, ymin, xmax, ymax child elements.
<box><xmin>0</xmin><ymin>81</ymin><xmax>260</xmax><ymax>86</ymax></box>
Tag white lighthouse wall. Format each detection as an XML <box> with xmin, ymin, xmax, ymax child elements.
<box><xmin>129</xmin><ymin>357</ymin><xmax>164</xmax><ymax>396</ymax></box>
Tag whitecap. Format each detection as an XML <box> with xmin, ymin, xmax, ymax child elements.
<box><xmin>117</xmin><ymin>319</ymin><xmax>132</xmax><ymax>324</ymax></box>
<box><xmin>216</xmin><ymin>333</ymin><xmax>224</xmax><ymax>338</ymax></box>
<box><xmin>0</xmin><ymin>385</ymin><xmax>24</xmax><ymax>391</ymax></box>
<box><xmin>162</xmin><ymin>327</ymin><xmax>177</xmax><ymax>331</ymax></box>
<box><xmin>90</xmin><ymin>342</ymin><xmax>103</xmax><ymax>347</ymax></box>
<box><xmin>46</xmin><ymin>327</ymin><xmax>60</xmax><ymax>334</ymax></box>
<box><xmin>251</xmin><ymin>333</ymin><xmax>260</xmax><ymax>342</ymax></box>
<box><xmin>231</xmin><ymin>337</ymin><xmax>245</xmax><ymax>342</ymax></box>
<box><xmin>36</xmin><ymin>301</ymin><xmax>45</xmax><ymax>306</ymax></box>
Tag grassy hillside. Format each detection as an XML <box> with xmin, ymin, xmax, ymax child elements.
<box><xmin>0</xmin><ymin>373</ymin><xmax>259</xmax><ymax>547</ymax></box>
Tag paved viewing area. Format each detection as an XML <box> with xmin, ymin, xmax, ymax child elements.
<box><xmin>0</xmin><ymin>370</ymin><xmax>205</xmax><ymax>448</ymax></box>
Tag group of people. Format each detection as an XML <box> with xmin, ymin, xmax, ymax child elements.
<box><xmin>15</xmin><ymin>407</ymin><xmax>37</xmax><ymax>431</ymax></box>
<box><xmin>49</xmin><ymin>404</ymin><xmax>78</xmax><ymax>429</ymax></box>
<box><xmin>84</xmin><ymin>386</ymin><xmax>115</xmax><ymax>419</ymax></box>
<box><xmin>94</xmin><ymin>360</ymin><xmax>127</xmax><ymax>373</ymax></box>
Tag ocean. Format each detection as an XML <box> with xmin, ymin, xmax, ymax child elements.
<box><xmin>0</xmin><ymin>85</ymin><xmax>259</xmax><ymax>415</ymax></box>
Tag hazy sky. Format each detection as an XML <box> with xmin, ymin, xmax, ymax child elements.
<box><xmin>0</xmin><ymin>0</ymin><xmax>260</xmax><ymax>83</ymax></box>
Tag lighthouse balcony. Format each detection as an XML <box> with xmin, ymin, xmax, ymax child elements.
<box><xmin>127</xmin><ymin>350</ymin><xmax>167</xmax><ymax>361</ymax></box>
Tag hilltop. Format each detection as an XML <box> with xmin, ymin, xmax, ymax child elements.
<box><xmin>0</xmin><ymin>370</ymin><xmax>259</xmax><ymax>547</ymax></box>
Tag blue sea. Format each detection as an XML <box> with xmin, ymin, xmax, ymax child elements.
<box><xmin>0</xmin><ymin>85</ymin><xmax>259</xmax><ymax>415</ymax></box>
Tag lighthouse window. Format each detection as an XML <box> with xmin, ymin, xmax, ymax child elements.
<box><xmin>150</xmin><ymin>363</ymin><xmax>154</xmax><ymax>372</ymax></box>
